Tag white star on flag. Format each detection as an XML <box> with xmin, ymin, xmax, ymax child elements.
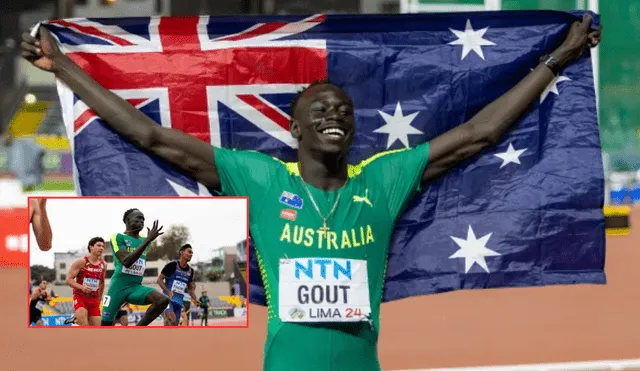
<box><xmin>167</xmin><ymin>179</ymin><xmax>213</xmax><ymax>196</ymax></box>
<box><xmin>449</xmin><ymin>225</ymin><xmax>501</xmax><ymax>274</ymax></box>
<box><xmin>374</xmin><ymin>102</ymin><xmax>422</xmax><ymax>148</ymax></box>
<box><xmin>540</xmin><ymin>74</ymin><xmax>571</xmax><ymax>103</ymax></box>
<box><xmin>494</xmin><ymin>143</ymin><xmax>527</xmax><ymax>168</ymax></box>
<box><xmin>448</xmin><ymin>19</ymin><xmax>496</xmax><ymax>60</ymax></box>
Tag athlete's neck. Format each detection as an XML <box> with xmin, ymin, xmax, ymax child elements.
<box><xmin>124</xmin><ymin>229</ymin><xmax>141</xmax><ymax>238</ymax></box>
<box><xmin>298</xmin><ymin>150</ymin><xmax>348</xmax><ymax>191</ymax></box>
<box><xmin>178</xmin><ymin>258</ymin><xmax>189</xmax><ymax>268</ymax></box>
<box><xmin>88</xmin><ymin>254</ymin><xmax>101</xmax><ymax>264</ymax></box>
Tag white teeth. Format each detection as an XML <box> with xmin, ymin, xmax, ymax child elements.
<box><xmin>321</xmin><ymin>128</ymin><xmax>345</xmax><ymax>137</ymax></box>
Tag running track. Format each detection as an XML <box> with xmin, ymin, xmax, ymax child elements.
<box><xmin>145</xmin><ymin>317</ymin><xmax>247</xmax><ymax>326</ymax></box>
<box><xmin>1</xmin><ymin>208</ymin><xmax>638</xmax><ymax>370</ymax></box>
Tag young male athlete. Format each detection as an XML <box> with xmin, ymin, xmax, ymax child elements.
<box><xmin>157</xmin><ymin>244</ymin><xmax>200</xmax><ymax>326</ymax></box>
<box><xmin>29</xmin><ymin>279</ymin><xmax>51</xmax><ymax>326</ymax></box>
<box><xmin>30</xmin><ymin>198</ymin><xmax>52</xmax><ymax>251</ymax></box>
<box><xmin>65</xmin><ymin>237</ymin><xmax>106</xmax><ymax>326</ymax></box>
<box><xmin>115</xmin><ymin>303</ymin><xmax>132</xmax><ymax>326</ymax></box>
<box><xmin>99</xmin><ymin>208</ymin><xmax>169</xmax><ymax>326</ymax></box>
<box><xmin>21</xmin><ymin>15</ymin><xmax>601</xmax><ymax>370</ymax></box>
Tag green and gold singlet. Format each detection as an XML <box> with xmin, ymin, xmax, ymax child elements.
<box><xmin>214</xmin><ymin>142</ymin><xmax>429</xmax><ymax>371</ymax></box>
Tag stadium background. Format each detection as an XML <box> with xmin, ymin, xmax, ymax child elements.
<box><xmin>0</xmin><ymin>0</ymin><xmax>638</xmax><ymax>369</ymax></box>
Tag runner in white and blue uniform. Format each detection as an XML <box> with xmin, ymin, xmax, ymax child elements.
<box><xmin>157</xmin><ymin>244</ymin><xmax>199</xmax><ymax>326</ymax></box>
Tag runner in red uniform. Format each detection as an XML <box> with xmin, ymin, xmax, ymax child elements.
<box><xmin>65</xmin><ymin>237</ymin><xmax>106</xmax><ymax>326</ymax></box>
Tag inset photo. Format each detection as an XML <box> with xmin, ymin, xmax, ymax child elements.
<box><xmin>28</xmin><ymin>196</ymin><xmax>248</xmax><ymax>328</ymax></box>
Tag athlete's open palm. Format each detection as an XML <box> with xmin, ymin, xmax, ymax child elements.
<box><xmin>21</xmin><ymin>27</ymin><xmax>62</xmax><ymax>72</ymax></box>
<box><xmin>147</xmin><ymin>220</ymin><xmax>164</xmax><ymax>241</ymax></box>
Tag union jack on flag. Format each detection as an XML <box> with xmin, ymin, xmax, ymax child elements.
<box><xmin>48</xmin><ymin>11</ymin><xmax>605</xmax><ymax>306</ymax></box>
<box><xmin>50</xmin><ymin>14</ymin><xmax>327</xmax><ymax>196</ymax></box>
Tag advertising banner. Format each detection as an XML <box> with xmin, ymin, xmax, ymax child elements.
<box><xmin>0</xmin><ymin>208</ymin><xmax>29</xmax><ymax>267</ymax></box>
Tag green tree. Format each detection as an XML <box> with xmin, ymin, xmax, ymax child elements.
<box><xmin>146</xmin><ymin>224</ymin><xmax>190</xmax><ymax>261</ymax></box>
<box><xmin>144</xmin><ymin>241</ymin><xmax>161</xmax><ymax>261</ymax></box>
<box><xmin>30</xmin><ymin>265</ymin><xmax>55</xmax><ymax>283</ymax></box>
<box><xmin>206</xmin><ymin>268</ymin><xmax>224</xmax><ymax>282</ymax></box>
<box><xmin>211</xmin><ymin>257</ymin><xmax>223</xmax><ymax>268</ymax></box>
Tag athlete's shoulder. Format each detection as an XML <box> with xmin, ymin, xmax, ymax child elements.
<box><xmin>72</xmin><ymin>256</ymin><xmax>86</xmax><ymax>267</ymax></box>
<box><xmin>110</xmin><ymin>232</ymin><xmax>124</xmax><ymax>240</ymax></box>
<box><xmin>346</xmin><ymin>148</ymin><xmax>410</xmax><ymax>178</ymax></box>
<box><xmin>216</xmin><ymin>147</ymin><xmax>284</xmax><ymax>166</ymax></box>
<box><xmin>348</xmin><ymin>143</ymin><xmax>430</xmax><ymax>178</ymax></box>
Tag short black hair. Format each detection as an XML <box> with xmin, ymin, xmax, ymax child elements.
<box><xmin>289</xmin><ymin>79</ymin><xmax>336</xmax><ymax>123</ymax></box>
<box><xmin>87</xmin><ymin>237</ymin><xmax>105</xmax><ymax>252</ymax></box>
<box><xmin>180</xmin><ymin>244</ymin><xmax>192</xmax><ymax>252</ymax></box>
<box><xmin>123</xmin><ymin>208</ymin><xmax>139</xmax><ymax>223</ymax></box>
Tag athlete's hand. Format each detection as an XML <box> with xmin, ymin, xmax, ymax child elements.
<box><xmin>21</xmin><ymin>26</ymin><xmax>65</xmax><ymax>72</ymax></box>
<box><xmin>167</xmin><ymin>291</ymin><xmax>174</xmax><ymax>301</ymax></box>
<box><xmin>193</xmin><ymin>299</ymin><xmax>201</xmax><ymax>307</ymax></box>
<box><xmin>146</xmin><ymin>220</ymin><xmax>164</xmax><ymax>241</ymax></box>
<box><xmin>554</xmin><ymin>14</ymin><xmax>602</xmax><ymax>66</ymax></box>
<box><xmin>80</xmin><ymin>285</ymin><xmax>91</xmax><ymax>294</ymax></box>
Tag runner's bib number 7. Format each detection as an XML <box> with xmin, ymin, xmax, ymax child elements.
<box><xmin>122</xmin><ymin>258</ymin><xmax>146</xmax><ymax>276</ymax></box>
<box><xmin>279</xmin><ymin>258</ymin><xmax>371</xmax><ymax>323</ymax></box>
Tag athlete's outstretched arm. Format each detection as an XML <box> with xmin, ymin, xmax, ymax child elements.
<box><xmin>422</xmin><ymin>14</ymin><xmax>602</xmax><ymax>185</ymax></box>
<box><xmin>114</xmin><ymin>220</ymin><xmax>163</xmax><ymax>268</ymax></box>
<box><xmin>30</xmin><ymin>199</ymin><xmax>52</xmax><ymax>252</ymax></box>
<box><xmin>21</xmin><ymin>27</ymin><xmax>221</xmax><ymax>190</ymax></box>
<box><xmin>65</xmin><ymin>258</ymin><xmax>90</xmax><ymax>293</ymax></box>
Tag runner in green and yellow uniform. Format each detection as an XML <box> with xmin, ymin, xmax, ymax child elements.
<box><xmin>100</xmin><ymin>209</ymin><xmax>169</xmax><ymax>326</ymax></box>
<box><xmin>23</xmin><ymin>17</ymin><xmax>601</xmax><ymax>369</ymax></box>
<box><xmin>215</xmin><ymin>141</ymin><xmax>428</xmax><ymax>370</ymax></box>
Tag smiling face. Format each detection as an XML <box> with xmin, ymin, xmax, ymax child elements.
<box><xmin>289</xmin><ymin>83</ymin><xmax>355</xmax><ymax>157</ymax></box>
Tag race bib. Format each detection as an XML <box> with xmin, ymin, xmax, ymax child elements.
<box><xmin>35</xmin><ymin>301</ymin><xmax>45</xmax><ymax>310</ymax></box>
<box><xmin>279</xmin><ymin>258</ymin><xmax>371</xmax><ymax>323</ymax></box>
<box><xmin>122</xmin><ymin>258</ymin><xmax>145</xmax><ymax>276</ymax></box>
<box><xmin>171</xmin><ymin>280</ymin><xmax>187</xmax><ymax>294</ymax></box>
<box><xmin>83</xmin><ymin>277</ymin><xmax>100</xmax><ymax>291</ymax></box>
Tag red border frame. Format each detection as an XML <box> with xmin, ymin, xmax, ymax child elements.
<box><xmin>27</xmin><ymin>196</ymin><xmax>250</xmax><ymax>329</ymax></box>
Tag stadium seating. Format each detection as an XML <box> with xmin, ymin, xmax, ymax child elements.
<box><xmin>37</xmin><ymin>101</ymin><xmax>66</xmax><ymax>137</ymax></box>
<box><xmin>218</xmin><ymin>295</ymin><xmax>246</xmax><ymax>308</ymax></box>
<box><xmin>40</xmin><ymin>295</ymin><xmax>246</xmax><ymax>315</ymax></box>
<box><xmin>7</xmin><ymin>102</ymin><xmax>49</xmax><ymax>136</ymax></box>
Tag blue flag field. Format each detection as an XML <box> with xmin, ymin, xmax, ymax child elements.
<box><xmin>48</xmin><ymin>10</ymin><xmax>605</xmax><ymax>306</ymax></box>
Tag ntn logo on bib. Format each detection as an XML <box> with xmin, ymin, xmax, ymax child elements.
<box><xmin>171</xmin><ymin>280</ymin><xmax>187</xmax><ymax>293</ymax></box>
<box><xmin>83</xmin><ymin>277</ymin><xmax>100</xmax><ymax>291</ymax></box>
<box><xmin>279</xmin><ymin>258</ymin><xmax>371</xmax><ymax>323</ymax></box>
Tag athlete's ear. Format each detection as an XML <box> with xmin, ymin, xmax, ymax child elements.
<box><xmin>290</xmin><ymin>119</ymin><xmax>301</xmax><ymax>140</ymax></box>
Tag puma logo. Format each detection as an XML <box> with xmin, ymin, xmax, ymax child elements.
<box><xmin>353</xmin><ymin>189</ymin><xmax>373</xmax><ymax>207</ymax></box>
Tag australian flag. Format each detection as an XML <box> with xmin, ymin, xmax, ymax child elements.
<box><xmin>48</xmin><ymin>10</ymin><xmax>605</xmax><ymax>306</ymax></box>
